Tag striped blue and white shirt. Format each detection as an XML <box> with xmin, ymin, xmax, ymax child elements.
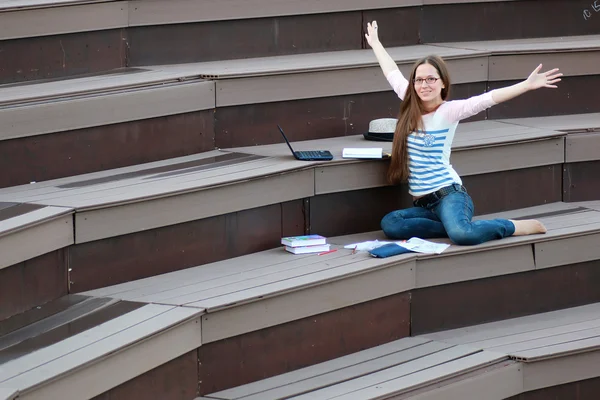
<box><xmin>386</xmin><ymin>69</ymin><xmax>497</xmax><ymax>196</ymax></box>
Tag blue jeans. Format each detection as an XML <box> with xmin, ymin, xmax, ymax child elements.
<box><xmin>380</xmin><ymin>188</ymin><xmax>515</xmax><ymax>246</ymax></box>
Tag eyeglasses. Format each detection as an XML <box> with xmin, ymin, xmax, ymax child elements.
<box><xmin>413</xmin><ymin>77</ymin><xmax>440</xmax><ymax>85</ymax></box>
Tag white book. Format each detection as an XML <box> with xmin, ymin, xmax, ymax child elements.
<box><xmin>342</xmin><ymin>148</ymin><xmax>384</xmax><ymax>159</ymax></box>
<box><xmin>285</xmin><ymin>244</ymin><xmax>330</xmax><ymax>254</ymax></box>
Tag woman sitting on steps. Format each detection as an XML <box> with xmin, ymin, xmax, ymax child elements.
<box><xmin>365</xmin><ymin>20</ymin><xmax>562</xmax><ymax>246</ymax></box>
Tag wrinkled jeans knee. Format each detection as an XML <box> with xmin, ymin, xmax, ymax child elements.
<box><xmin>445</xmin><ymin>227</ymin><xmax>482</xmax><ymax>246</ymax></box>
<box><xmin>381</xmin><ymin>211</ymin><xmax>405</xmax><ymax>239</ymax></box>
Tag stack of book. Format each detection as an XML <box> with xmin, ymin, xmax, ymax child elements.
<box><xmin>281</xmin><ymin>234</ymin><xmax>330</xmax><ymax>255</ymax></box>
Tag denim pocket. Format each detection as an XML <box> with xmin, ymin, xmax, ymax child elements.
<box><xmin>462</xmin><ymin>192</ymin><xmax>475</xmax><ymax>216</ymax></box>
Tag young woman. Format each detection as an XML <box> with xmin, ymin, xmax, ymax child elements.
<box><xmin>365</xmin><ymin>21</ymin><xmax>562</xmax><ymax>245</ymax></box>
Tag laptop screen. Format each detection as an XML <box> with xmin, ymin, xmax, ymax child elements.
<box><xmin>277</xmin><ymin>125</ymin><xmax>297</xmax><ymax>155</ymax></box>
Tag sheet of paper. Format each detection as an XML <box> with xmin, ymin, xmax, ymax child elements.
<box><xmin>344</xmin><ymin>238</ymin><xmax>450</xmax><ymax>254</ymax></box>
<box><xmin>343</xmin><ymin>240</ymin><xmax>392</xmax><ymax>252</ymax></box>
<box><xmin>395</xmin><ymin>237</ymin><xmax>450</xmax><ymax>254</ymax></box>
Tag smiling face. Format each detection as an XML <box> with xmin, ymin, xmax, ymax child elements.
<box><xmin>414</xmin><ymin>63</ymin><xmax>445</xmax><ymax>108</ymax></box>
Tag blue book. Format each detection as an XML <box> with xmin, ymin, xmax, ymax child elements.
<box><xmin>281</xmin><ymin>235</ymin><xmax>327</xmax><ymax>248</ymax></box>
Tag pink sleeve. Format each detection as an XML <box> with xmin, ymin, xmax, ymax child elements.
<box><xmin>386</xmin><ymin>69</ymin><xmax>409</xmax><ymax>100</ymax></box>
<box><xmin>439</xmin><ymin>91</ymin><xmax>497</xmax><ymax>123</ymax></box>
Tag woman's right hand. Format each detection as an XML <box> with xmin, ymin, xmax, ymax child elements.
<box><xmin>365</xmin><ymin>21</ymin><xmax>380</xmax><ymax>47</ymax></box>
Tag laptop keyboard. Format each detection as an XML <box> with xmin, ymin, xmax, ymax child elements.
<box><xmin>299</xmin><ymin>151</ymin><xmax>326</xmax><ymax>158</ymax></box>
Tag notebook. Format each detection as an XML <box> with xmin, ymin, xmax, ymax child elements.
<box><xmin>277</xmin><ymin>125</ymin><xmax>333</xmax><ymax>161</ymax></box>
<box><xmin>342</xmin><ymin>148</ymin><xmax>390</xmax><ymax>159</ymax></box>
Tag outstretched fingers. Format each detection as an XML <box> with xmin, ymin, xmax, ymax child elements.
<box><xmin>545</xmin><ymin>68</ymin><xmax>562</xmax><ymax>78</ymax></box>
<box><xmin>364</xmin><ymin>20</ymin><xmax>379</xmax><ymax>45</ymax></box>
<box><xmin>532</xmin><ymin>63</ymin><xmax>543</xmax><ymax>74</ymax></box>
<box><xmin>544</xmin><ymin>68</ymin><xmax>562</xmax><ymax>88</ymax></box>
<box><xmin>528</xmin><ymin>65</ymin><xmax>562</xmax><ymax>89</ymax></box>
<box><xmin>544</xmin><ymin>67</ymin><xmax>561</xmax><ymax>75</ymax></box>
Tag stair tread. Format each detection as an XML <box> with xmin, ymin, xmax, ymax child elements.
<box><xmin>203</xmin><ymin>303</ymin><xmax>600</xmax><ymax>399</ymax></box>
<box><xmin>1</xmin><ymin>34</ymin><xmax>599</xmax><ymax>106</ymax></box>
<box><xmin>83</xmin><ymin>202</ymin><xmax>600</xmax><ymax>311</ymax></box>
<box><xmin>0</xmin><ymin>117</ymin><xmax>570</xmax><ymax>209</ymax></box>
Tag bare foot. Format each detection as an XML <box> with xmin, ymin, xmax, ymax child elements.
<box><xmin>509</xmin><ymin>219</ymin><xmax>547</xmax><ymax>236</ymax></box>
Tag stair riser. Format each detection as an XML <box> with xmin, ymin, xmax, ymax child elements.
<box><xmin>196</xmin><ymin>293</ymin><xmax>410</xmax><ymax>395</ymax></box>
<box><xmin>197</xmin><ymin>261</ymin><xmax>600</xmax><ymax>394</ymax></box>
<box><xmin>62</xmin><ymin>164</ymin><xmax>561</xmax><ymax>292</ymax></box>
<box><xmin>87</xmin><ymin>294</ymin><xmax>409</xmax><ymax>398</ymax></box>
<box><xmin>1</xmin><ymin>201</ymin><xmax>302</xmax><ymax>320</ymax></box>
<box><xmin>4</xmin><ymin>74</ymin><xmax>597</xmax><ymax>189</ymax></box>
<box><xmin>488</xmin><ymin>76</ymin><xmax>600</xmax><ymax>119</ymax></box>
<box><xmin>0</xmin><ymin>110</ymin><xmax>214</xmax><ymax>189</ymax></box>
<box><xmin>505</xmin><ymin>376</ymin><xmax>600</xmax><ymax>400</ymax></box>
<box><xmin>1</xmin><ymin>0</ymin><xmax>594</xmax><ymax>84</ymax></box>
<box><xmin>0</xmin><ymin>83</ymin><xmax>477</xmax><ymax>187</ymax></box>
<box><xmin>412</xmin><ymin>260</ymin><xmax>600</xmax><ymax>335</ymax></box>
<box><xmin>0</xmin><ymin>159</ymin><xmax>587</xmax><ymax>321</ymax></box>
<box><xmin>215</xmin><ymin>77</ymin><xmax>596</xmax><ymax>148</ymax></box>
<box><xmin>0</xmin><ymin>250</ymin><xmax>67</xmax><ymax>322</ymax></box>
<box><xmin>68</xmin><ymin>201</ymin><xmax>305</xmax><ymax>292</ymax></box>
<box><xmin>1</xmin><ymin>76</ymin><xmax>596</xmax><ymax>189</ymax></box>
<box><xmin>311</xmin><ymin>165</ymin><xmax>563</xmax><ymax>237</ymax></box>
<box><xmin>0</xmin><ymin>29</ymin><xmax>126</xmax><ymax>85</ymax></box>
<box><xmin>213</xmin><ymin>84</ymin><xmax>484</xmax><ymax>149</ymax></box>
<box><xmin>128</xmin><ymin>12</ymin><xmax>366</xmax><ymax>67</ymax></box>
<box><xmin>564</xmin><ymin>161</ymin><xmax>600</xmax><ymax>202</ymax></box>
<box><xmin>418</xmin><ymin>0</ymin><xmax>599</xmax><ymax>43</ymax></box>
<box><xmin>88</xmin><ymin>260</ymin><xmax>600</xmax><ymax>397</ymax></box>
<box><xmin>90</xmin><ymin>351</ymin><xmax>199</xmax><ymax>400</ymax></box>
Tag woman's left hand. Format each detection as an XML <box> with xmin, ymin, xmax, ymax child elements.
<box><xmin>526</xmin><ymin>64</ymin><xmax>563</xmax><ymax>90</ymax></box>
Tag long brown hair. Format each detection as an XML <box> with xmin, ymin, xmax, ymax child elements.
<box><xmin>387</xmin><ymin>55</ymin><xmax>451</xmax><ymax>184</ymax></box>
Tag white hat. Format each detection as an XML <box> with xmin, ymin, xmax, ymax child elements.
<box><xmin>363</xmin><ymin>118</ymin><xmax>397</xmax><ymax>142</ymax></box>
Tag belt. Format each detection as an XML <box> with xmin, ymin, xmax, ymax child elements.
<box><xmin>413</xmin><ymin>184</ymin><xmax>467</xmax><ymax>208</ymax></box>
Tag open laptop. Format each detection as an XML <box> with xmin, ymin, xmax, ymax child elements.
<box><xmin>277</xmin><ymin>125</ymin><xmax>333</xmax><ymax>161</ymax></box>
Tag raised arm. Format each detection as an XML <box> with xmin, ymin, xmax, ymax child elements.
<box><xmin>441</xmin><ymin>64</ymin><xmax>562</xmax><ymax>123</ymax></box>
<box><xmin>365</xmin><ymin>21</ymin><xmax>408</xmax><ymax>99</ymax></box>
<box><xmin>490</xmin><ymin>64</ymin><xmax>562</xmax><ymax>104</ymax></box>
<box><xmin>365</xmin><ymin>21</ymin><xmax>398</xmax><ymax>76</ymax></box>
